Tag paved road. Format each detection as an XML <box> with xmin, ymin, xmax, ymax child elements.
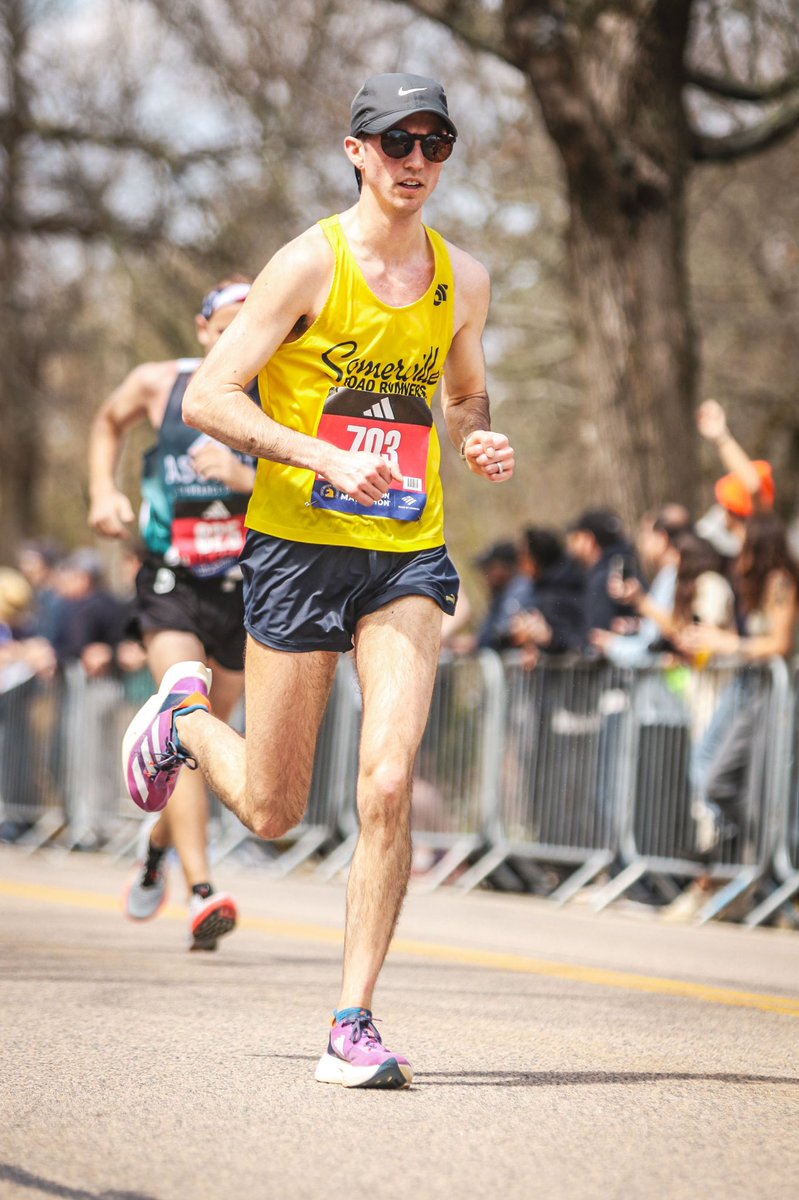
<box><xmin>1</xmin><ymin>845</ymin><xmax>798</xmax><ymax>1200</ymax></box>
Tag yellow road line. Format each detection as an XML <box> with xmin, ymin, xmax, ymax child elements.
<box><xmin>2</xmin><ymin>877</ymin><xmax>798</xmax><ymax>1017</ymax></box>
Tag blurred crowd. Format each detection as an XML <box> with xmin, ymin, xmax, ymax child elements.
<box><xmin>0</xmin><ymin>541</ymin><xmax>147</xmax><ymax>696</ymax></box>
<box><xmin>0</xmin><ymin>541</ymin><xmax>148</xmax><ymax>846</ymax></box>
<box><xmin>446</xmin><ymin>400</ymin><xmax>799</xmax><ymax>673</ymax></box>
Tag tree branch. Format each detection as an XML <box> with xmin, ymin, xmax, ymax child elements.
<box><xmin>692</xmin><ymin>93</ymin><xmax>799</xmax><ymax>163</ymax></box>
<box><xmin>385</xmin><ymin>0</ymin><xmax>672</xmax><ymax>204</ymax></box>
<box><xmin>687</xmin><ymin>69</ymin><xmax>799</xmax><ymax>104</ymax></box>
<box><xmin>0</xmin><ymin>114</ymin><xmax>241</xmax><ymax>170</ymax></box>
<box><xmin>382</xmin><ymin>0</ymin><xmax>513</xmax><ymax>66</ymax></box>
<box><xmin>0</xmin><ymin>210</ymin><xmax>166</xmax><ymax>246</ymax></box>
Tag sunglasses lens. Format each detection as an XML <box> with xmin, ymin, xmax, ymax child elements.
<box><xmin>422</xmin><ymin>135</ymin><xmax>453</xmax><ymax>163</ymax></box>
<box><xmin>380</xmin><ymin>130</ymin><xmax>414</xmax><ymax>158</ymax></box>
<box><xmin>378</xmin><ymin>129</ymin><xmax>455</xmax><ymax>162</ymax></box>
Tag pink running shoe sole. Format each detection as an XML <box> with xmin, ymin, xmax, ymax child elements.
<box><xmin>121</xmin><ymin>661</ymin><xmax>212</xmax><ymax>812</ymax></box>
<box><xmin>314</xmin><ymin>1009</ymin><xmax>413</xmax><ymax>1089</ymax></box>
<box><xmin>314</xmin><ymin>1053</ymin><xmax>413</xmax><ymax>1089</ymax></box>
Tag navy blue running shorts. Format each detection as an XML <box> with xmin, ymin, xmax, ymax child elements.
<box><xmin>135</xmin><ymin>557</ymin><xmax>246</xmax><ymax>671</ymax></box>
<box><xmin>240</xmin><ymin>531</ymin><xmax>460</xmax><ymax>653</ymax></box>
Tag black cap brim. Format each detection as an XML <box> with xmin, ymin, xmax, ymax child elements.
<box><xmin>355</xmin><ymin>107</ymin><xmax>457</xmax><ymax>138</ymax></box>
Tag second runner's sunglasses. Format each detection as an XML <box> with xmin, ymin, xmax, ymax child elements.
<box><xmin>378</xmin><ymin>128</ymin><xmax>456</xmax><ymax>163</ymax></box>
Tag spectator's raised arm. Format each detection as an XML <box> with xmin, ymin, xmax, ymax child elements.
<box><xmin>697</xmin><ymin>399</ymin><xmax>763</xmax><ymax>502</ymax></box>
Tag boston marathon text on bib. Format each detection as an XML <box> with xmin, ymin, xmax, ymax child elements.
<box><xmin>246</xmin><ymin>214</ymin><xmax>456</xmax><ymax>554</ymax></box>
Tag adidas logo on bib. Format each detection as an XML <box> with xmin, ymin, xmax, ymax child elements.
<box><xmin>201</xmin><ymin>500</ymin><xmax>232</xmax><ymax>519</ymax></box>
<box><xmin>363</xmin><ymin>397</ymin><xmax>395</xmax><ymax>421</ymax></box>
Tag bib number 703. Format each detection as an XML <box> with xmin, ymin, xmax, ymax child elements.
<box><xmin>347</xmin><ymin>422</ymin><xmax>402</xmax><ymax>467</ymax></box>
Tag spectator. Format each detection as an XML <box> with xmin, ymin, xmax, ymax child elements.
<box><xmin>671</xmin><ymin>533</ymin><xmax>736</xmax><ymax>642</ymax></box>
<box><xmin>695</xmin><ymin>398</ymin><xmax>775</xmax><ymax>562</ymax></box>
<box><xmin>510</xmin><ymin>527</ymin><xmax>585</xmax><ymax>666</ymax></box>
<box><xmin>16</xmin><ymin>539</ymin><xmax>64</xmax><ymax>644</ymax></box>
<box><xmin>608</xmin><ymin>530</ymin><xmax>736</xmax><ymax>663</ymax></box>
<box><xmin>0</xmin><ymin>569</ymin><xmax>57</xmax><ymax>691</ymax></box>
<box><xmin>52</xmin><ymin>548</ymin><xmax>127</xmax><ymax>676</ymax></box>
<box><xmin>0</xmin><ymin>568</ymin><xmax>58</xmax><ymax>843</ymax></box>
<box><xmin>679</xmin><ymin>512</ymin><xmax>798</xmax><ymax>667</ymax></box>
<box><xmin>591</xmin><ymin>504</ymin><xmax>692</xmax><ymax>666</ymax></box>
<box><xmin>51</xmin><ymin>549</ymin><xmax>130</xmax><ymax>848</ymax></box>
<box><xmin>473</xmin><ymin>540</ymin><xmax>528</xmax><ymax>651</ymax></box>
<box><xmin>664</xmin><ymin>512</ymin><xmax>799</xmax><ymax>919</ymax></box>
<box><xmin>565</xmin><ymin>507</ymin><xmax>642</xmax><ymax>644</ymax></box>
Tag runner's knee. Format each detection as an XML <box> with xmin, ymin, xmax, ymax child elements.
<box><xmin>243</xmin><ymin>781</ymin><xmax>307</xmax><ymax>840</ymax></box>
<box><xmin>358</xmin><ymin>758</ymin><xmax>412</xmax><ymax>828</ymax></box>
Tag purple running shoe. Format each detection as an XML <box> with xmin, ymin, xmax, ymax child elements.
<box><xmin>314</xmin><ymin>1008</ymin><xmax>413</xmax><ymax>1089</ymax></box>
<box><xmin>122</xmin><ymin>661</ymin><xmax>211</xmax><ymax>813</ymax></box>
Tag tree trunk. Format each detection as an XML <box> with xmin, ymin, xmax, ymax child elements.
<box><xmin>0</xmin><ymin>297</ymin><xmax>41</xmax><ymax>562</ymax></box>
<box><xmin>508</xmin><ymin>1</ymin><xmax>698</xmax><ymax>527</ymax></box>
<box><xmin>568</xmin><ymin>171</ymin><xmax>697</xmax><ymax>525</ymax></box>
<box><xmin>0</xmin><ymin>2</ymin><xmax>39</xmax><ymax>562</ymax></box>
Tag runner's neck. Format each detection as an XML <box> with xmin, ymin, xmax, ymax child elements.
<box><xmin>339</xmin><ymin>205</ymin><xmax>435</xmax><ymax>307</ymax></box>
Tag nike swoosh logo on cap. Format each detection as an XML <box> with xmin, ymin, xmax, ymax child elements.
<box><xmin>398</xmin><ymin>86</ymin><xmax>426</xmax><ymax>96</ymax></box>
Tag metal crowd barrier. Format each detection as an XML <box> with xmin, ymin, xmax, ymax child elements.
<box><xmin>1</xmin><ymin>653</ymin><xmax>796</xmax><ymax>928</ymax></box>
<box><xmin>0</xmin><ymin>671</ymin><xmax>65</xmax><ymax>849</ymax></box>
<box><xmin>0</xmin><ymin>664</ymin><xmax>150</xmax><ymax>852</ymax></box>
<box><xmin>745</xmin><ymin>661</ymin><xmax>799</xmax><ymax>927</ymax></box>
<box><xmin>587</xmin><ymin>659</ymin><xmax>789</xmax><ymax>922</ymax></box>
<box><xmin>457</xmin><ymin>656</ymin><xmax>631</xmax><ymax>900</ymax></box>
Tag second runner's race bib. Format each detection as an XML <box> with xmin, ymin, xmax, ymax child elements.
<box><xmin>311</xmin><ymin>387</ymin><xmax>432</xmax><ymax>522</ymax></box>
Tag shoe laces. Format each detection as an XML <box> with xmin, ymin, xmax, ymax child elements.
<box><xmin>340</xmin><ymin>1010</ymin><xmax>383</xmax><ymax>1049</ymax></box>
<box><xmin>151</xmin><ymin>738</ymin><xmax>198</xmax><ymax>778</ymax></box>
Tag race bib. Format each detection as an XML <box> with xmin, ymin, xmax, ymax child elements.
<box><xmin>311</xmin><ymin>387</ymin><xmax>432</xmax><ymax>522</ymax></box>
<box><xmin>169</xmin><ymin>497</ymin><xmax>248</xmax><ymax>577</ymax></box>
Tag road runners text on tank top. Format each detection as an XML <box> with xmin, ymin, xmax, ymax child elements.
<box><xmin>140</xmin><ymin>360</ymin><xmax>258</xmax><ymax>578</ymax></box>
<box><xmin>246</xmin><ymin>214</ymin><xmax>456</xmax><ymax>553</ymax></box>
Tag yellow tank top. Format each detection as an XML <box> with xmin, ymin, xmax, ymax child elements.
<box><xmin>246</xmin><ymin>214</ymin><xmax>455</xmax><ymax>551</ymax></box>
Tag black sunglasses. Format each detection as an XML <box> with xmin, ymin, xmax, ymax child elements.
<box><xmin>378</xmin><ymin>128</ymin><xmax>456</xmax><ymax>163</ymax></box>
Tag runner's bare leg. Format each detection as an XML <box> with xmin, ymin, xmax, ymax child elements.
<box><xmin>338</xmin><ymin>595</ymin><xmax>441</xmax><ymax>1011</ymax></box>
<box><xmin>176</xmin><ymin>635</ymin><xmax>338</xmax><ymax>838</ymax></box>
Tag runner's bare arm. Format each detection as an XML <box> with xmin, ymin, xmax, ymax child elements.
<box><xmin>88</xmin><ymin>360</ymin><xmax>177</xmax><ymax>538</ymax></box>
<box><xmin>183</xmin><ymin>229</ymin><xmax>401</xmax><ymax>505</ymax></box>
<box><xmin>440</xmin><ymin>250</ymin><xmax>514</xmax><ymax>483</ymax></box>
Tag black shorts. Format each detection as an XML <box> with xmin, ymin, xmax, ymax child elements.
<box><xmin>135</xmin><ymin>558</ymin><xmax>246</xmax><ymax>671</ymax></box>
<box><xmin>241</xmin><ymin>532</ymin><xmax>459</xmax><ymax>653</ymax></box>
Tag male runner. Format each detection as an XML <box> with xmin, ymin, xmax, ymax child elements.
<box><xmin>88</xmin><ymin>277</ymin><xmax>256</xmax><ymax>951</ymax></box>
<box><xmin>121</xmin><ymin>74</ymin><xmax>515</xmax><ymax>1085</ymax></box>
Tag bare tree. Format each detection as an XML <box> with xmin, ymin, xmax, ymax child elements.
<box><xmin>384</xmin><ymin>0</ymin><xmax>799</xmax><ymax>523</ymax></box>
<box><xmin>0</xmin><ymin>0</ymin><xmax>246</xmax><ymax>557</ymax></box>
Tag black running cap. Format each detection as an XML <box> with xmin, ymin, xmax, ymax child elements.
<box><xmin>351</xmin><ymin>73</ymin><xmax>457</xmax><ymax>138</ymax></box>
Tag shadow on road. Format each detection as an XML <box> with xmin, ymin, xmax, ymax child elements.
<box><xmin>415</xmin><ymin>1070</ymin><xmax>799</xmax><ymax>1088</ymax></box>
<box><xmin>0</xmin><ymin>1163</ymin><xmax>156</xmax><ymax>1200</ymax></box>
<box><xmin>263</xmin><ymin>1056</ymin><xmax>799</xmax><ymax>1089</ymax></box>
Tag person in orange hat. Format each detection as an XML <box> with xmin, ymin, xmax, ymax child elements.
<box><xmin>714</xmin><ymin>460</ymin><xmax>775</xmax><ymax>519</ymax></box>
<box><xmin>696</xmin><ymin>399</ymin><xmax>775</xmax><ymax>557</ymax></box>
